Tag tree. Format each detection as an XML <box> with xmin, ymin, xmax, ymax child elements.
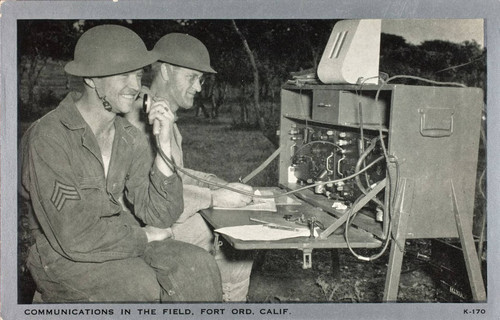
<box><xmin>18</xmin><ymin>20</ymin><xmax>78</xmax><ymax>116</ymax></box>
<box><xmin>231</xmin><ymin>20</ymin><xmax>265</xmax><ymax>131</ymax></box>
<box><xmin>379</xmin><ymin>34</ymin><xmax>485</xmax><ymax>89</ymax></box>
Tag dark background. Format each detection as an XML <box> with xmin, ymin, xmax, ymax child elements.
<box><xmin>18</xmin><ymin>19</ymin><xmax>486</xmax><ymax>144</ymax></box>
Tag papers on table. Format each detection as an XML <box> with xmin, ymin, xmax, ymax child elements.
<box><xmin>212</xmin><ymin>187</ymin><xmax>310</xmax><ymax>241</ymax></box>
<box><xmin>215</xmin><ymin>224</ymin><xmax>314</xmax><ymax>241</ymax></box>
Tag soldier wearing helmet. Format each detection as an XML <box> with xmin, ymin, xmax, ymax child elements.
<box><xmin>20</xmin><ymin>25</ymin><xmax>222</xmax><ymax>302</ymax></box>
<box><xmin>125</xmin><ymin>33</ymin><xmax>254</xmax><ymax>302</ymax></box>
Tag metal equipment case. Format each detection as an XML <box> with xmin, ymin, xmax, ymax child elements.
<box><xmin>279</xmin><ymin>82</ymin><xmax>485</xmax><ymax>301</ymax></box>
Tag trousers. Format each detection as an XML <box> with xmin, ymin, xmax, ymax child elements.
<box><xmin>171</xmin><ymin>213</ymin><xmax>254</xmax><ymax>302</ymax></box>
<box><xmin>27</xmin><ymin>236</ymin><xmax>222</xmax><ymax>303</ymax></box>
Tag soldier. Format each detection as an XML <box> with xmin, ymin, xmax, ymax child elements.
<box><xmin>20</xmin><ymin>25</ymin><xmax>222</xmax><ymax>303</ymax></box>
<box><xmin>125</xmin><ymin>33</ymin><xmax>254</xmax><ymax>302</ymax></box>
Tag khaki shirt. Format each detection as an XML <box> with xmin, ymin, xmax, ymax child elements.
<box><xmin>21</xmin><ymin>92</ymin><xmax>183</xmax><ymax>263</ymax></box>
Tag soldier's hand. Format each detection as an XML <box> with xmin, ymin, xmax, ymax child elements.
<box><xmin>148</xmin><ymin>98</ymin><xmax>177</xmax><ymax>176</ymax></box>
<box><xmin>211</xmin><ymin>183</ymin><xmax>253</xmax><ymax>208</ymax></box>
<box><xmin>143</xmin><ymin>226</ymin><xmax>174</xmax><ymax>242</ymax></box>
<box><xmin>147</xmin><ymin>99</ymin><xmax>175</xmax><ymax>149</ymax></box>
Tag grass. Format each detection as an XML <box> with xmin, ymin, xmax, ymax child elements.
<box><xmin>177</xmin><ymin>111</ymin><xmax>279</xmax><ymax>187</ymax></box>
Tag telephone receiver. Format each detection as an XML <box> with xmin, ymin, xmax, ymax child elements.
<box><xmin>142</xmin><ymin>93</ymin><xmax>152</xmax><ymax>114</ymax></box>
<box><xmin>142</xmin><ymin>93</ymin><xmax>160</xmax><ymax>135</ymax></box>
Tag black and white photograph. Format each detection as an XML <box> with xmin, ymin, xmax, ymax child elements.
<box><xmin>1</xmin><ymin>1</ymin><xmax>499</xmax><ymax>320</ymax></box>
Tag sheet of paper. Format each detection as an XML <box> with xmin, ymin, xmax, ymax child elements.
<box><xmin>215</xmin><ymin>225</ymin><xmax>312</xmax><ymax>241</ymax></box>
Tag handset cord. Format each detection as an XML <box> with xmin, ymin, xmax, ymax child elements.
<box><xmin>154</xmin><ymin>134</ymin><xmax>384</xmax><ymax>199</ymax></box>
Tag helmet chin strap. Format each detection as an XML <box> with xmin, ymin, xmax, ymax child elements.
<box><xmin>94</xmin><ymin>86</ymin><xmax>112</xmax><ymax>112</ymax></box>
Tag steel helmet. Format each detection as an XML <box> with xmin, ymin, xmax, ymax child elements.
<box><xmin>65</xmin><ymin>24</ymin><xmax>158</xmax><ymax>77</ymax></box>
<box><xmin>153</xmin><ymin>33</ymin><xmax>216</xmax><ymax>74</ymax></box>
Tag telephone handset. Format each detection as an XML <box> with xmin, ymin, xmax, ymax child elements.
<box><xmin>142</xmin><ymin>93</ymin><xmax>161</xmax><ymax>135</ymax></box>
<box><xmin>142</xmin><ymin>93</ymin><xmax>263</xmax><ymax>199</ymax></box>
<box><xmin>142</xmin><ymin>93</ymin><xmax>152</xmax><ymax>114</ymax></box>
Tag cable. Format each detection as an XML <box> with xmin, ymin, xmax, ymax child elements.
<box><xmin>298</xmin><ymin>86</ymin><xmax>310</xmax><ymax>140</ymax></box>
<box><xmin>478</xmin><ymin>110</ymin><xmax>486</xmax><ymax>200</ymax></box>
<box><xmin>435</xmin><ymin>53</ymin><xmax>485</xmax><ymax>74</ymax></box>
<box><xmin>344</xmin><ymin>193</ymin><xmax>392</xmax><ymax>261</ymax></box>
<box><xmin>343</xmin><ymin>125</ymin><xmax>392</xmax><ymax>261</ymax></box>
<box><xmin>292</xmin><ymin>140</ymin><xmax>343</xmax><ymax>161</ymax></box>
<box><xmin>355</xmin><ymin>76</ymin><xmax>392</xmax><ymax>240</ymax></box>
<box><xmin>376</xmin><ymin>75</ymin><xmax>467</xmax><ymax>90</ymax></box>
<box><xmin>354</xmin><ymin>137</ymin><xmax>385</xmax><ymax>209</ymax></box>
<box><xmin>155</xmin><ymin>134</ymin><xmax>384</xmax><ymax>199</ymax></box>
<box><xmin>241</xmin><ymin>146</ymin><xmax>282</xmax><ymax>184</ymax></box>
<box><xmin>355</xmin><ymin>99</ymin><xmax>370</xmax><ymax>188</ymax></box>
<box><xmin>372</xmin><ymin>74</ymin><xmax>465</xmax><ymax>215</ymax></box>
<box><xmin>478</xmin><ymin>165</ymin><xmax>486</xmax><ymax>200</ymax></box>
<box><xmin>346</xmin><ymin>74</ymin><xmax>446</xmax><ymax>261</ymax></box>
<box><xmin>354</xmin><ymin>137</ymin><xmax>378</xmax><ymax>192</ymax></box>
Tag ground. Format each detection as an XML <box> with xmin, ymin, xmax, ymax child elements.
<box><xmin>247</xmin><ymin>242</ymin><xmax>438</xmax><ymax>303</ymax></box>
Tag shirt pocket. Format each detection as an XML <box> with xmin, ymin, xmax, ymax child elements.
<box><xmin>79</xmin><ymin>175</ymin><xmax>105</xmax><ymax>190</ymax></box>
<box><xmin>78</xmin><ymin>175</ymin><xmax>107</xmax><ymax>216</ymax></box>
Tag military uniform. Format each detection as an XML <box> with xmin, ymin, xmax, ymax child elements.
<box><xmin>168</xmin><ymin>120</ymin><xmax>254</xmax><ymax>302</ymax></box>
<box><xmin>127</xmin><ymin>87</ymin><xmax>254</xmax><ymax>302</ymax></box>
<box><xmin>21</xmin><ymin>92</ymin><xmax>221</xmax><ymax>302</ymax></box>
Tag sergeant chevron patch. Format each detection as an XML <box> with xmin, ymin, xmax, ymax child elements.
<box><xmin>51</xmin><ymin>180</ymin><xmax>81</xmax><ymax>211</ymax></box>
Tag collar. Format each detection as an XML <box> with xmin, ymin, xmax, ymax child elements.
<box><xmin>58</xmin><ymin>92</ymin><xmax>88</xmax><ymax>130</ymax></box>
<box><xmin>58</xmin><ymin>91</ymin><xmax>136</xmax><ymax>143</ymax></box>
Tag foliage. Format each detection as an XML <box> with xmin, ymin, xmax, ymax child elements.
<box><xmin>379</xmin><ymin>34</ymin><xmax>485</xmax><ymax>89</ymax></box>
<box><xmin>18</xmin><ymin>20</ymin><xmax>485</xmax><ymax>129</ymax></box>
<box><xmin>18</xmin><ymin>21</ymin><xmax>78</xmax><ymax>112</ymax></box>
<box><xmin>18</xmin><ymin>20</ymin><xmax>78</xmax><ymax>62</ymax></box>
<box><xmin>19</xmin><ymin>89</ymin><xmax>62</xmax><ymax>123</ymax></box>
<box><xmin>18</xmin><ymin>20</ymin><xmax>486</xmax><ymax>143</ymax></box>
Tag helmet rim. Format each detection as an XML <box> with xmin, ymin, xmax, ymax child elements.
<box><xmin>64</xmin><ymin>24</ymin><xmax>158</xmax><ymax>77</ymax></box>
<box><xmin>64</xmin><ymin>51</ymin><xmax>159</xmax><ymax>77</ymax></box>
<box><xmin>153</xmin><ymin>33</ymin><xmax>217</xmax><ymax>74</ymax></box>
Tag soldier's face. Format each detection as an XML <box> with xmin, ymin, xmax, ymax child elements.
<box><xmin>164</xmin><ymin>66</ymin><xmax>203</xmax><ymax>111</ymax></box>
<box><xmin>94</xmin><ymin>69</ymin><xmax>143</xmax><ymax>114</ymax></box>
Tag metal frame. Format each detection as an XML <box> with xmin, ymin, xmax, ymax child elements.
<box><xmin>279</xmin><ymin>83</ymin><xmax>486</xmax><ymax>302</ymax></box>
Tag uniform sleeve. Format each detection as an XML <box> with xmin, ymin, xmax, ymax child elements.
<box><xmin>26</xmin><ymin>134</ymin><xmax>148</xmax><ymax>263</ymax></box>
<box><xmin>174</xmin><ymin>184</ymin><xmax>212</xmax><ymax>224</ymax></box>
<box><xmin>180</xmin><ymin>167</ymin><xmax>226</xmax><ymax>190</ymax></box>
<box><xmin>124</xmin><ymin>135</ymin><xmax>184</xmax><ymax>228</ymax></box>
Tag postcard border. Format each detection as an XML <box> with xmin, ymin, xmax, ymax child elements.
<box><xmin>1</xmin><ymin>1</ymin><xmax>499</xmax><ymax>319</ymax></box>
